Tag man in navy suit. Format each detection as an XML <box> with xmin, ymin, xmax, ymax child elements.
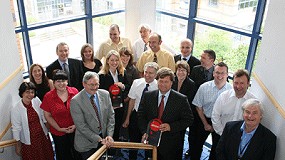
<box><xmin>174</xmin><ymin>38</ymin><xmax>200</xmax><ymax>74</ymax></box>
<box><xmin>137</xmin><ymin>67</ymin><xmax>193</xmax><ymax>160</ymax></box>
<box><xmin>216</xmin><ymin>99</ymin><xmax>276</xmax><ymax>160</ymax></box>
<box><xmin>46</xmin><ymin>42</ymin><xmax>83</xmax><ymax>91</ymax></box>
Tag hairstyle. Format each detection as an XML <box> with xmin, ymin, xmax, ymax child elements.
<box><xmin>82</xmin><ymin>71</ymin><xmax>99</xmax><ymax>83</ymax></box>
<box><xmin>119</xmin><ymin>47</ymin><xmax>134</xmax><ymax>66</ymax></box>
<box><xmin>144</xmin><ymin>62</ymin><xmax>159</xmax><ymax>73</ymax></box>
<box><xmin>80</xmin><ymin>43</ymin><xmax>94</xmax><ymax>62</ymax></box>
<box><xmin>242</xmin><ymin>98</ymin><xmax>264</xmax><ymax>116</ymax></box>
<box><xmin>99</xmin><ymin>50</ymin><xmax>125</xmax><ymax>76</ymax></box>
<box><xmin>18</xmin><ymin>82</ymin><xmax>36</xmax><ymax>98</ymax></box>
<box><xmin>56</xmin><ymin>42</ymin><xmax>68</xmax><ymax>52</ymax></box>
<box><xmin>203</xmin><ymin>49</ymin><xmax>216</xmax><ymax>61</ymax></box>
<box><xmin>233</xmin><ymin>69</ymin><xmax>250</xmax><ymax>83</ymax></box>
<box><xmin>52</xmin><ymin>69</ymin><xmax>68</xmax><ymax>81</ymax></box>
<box><xmin>156</xmin><ymin>67</ymin><xmax>175</xmax><ymax>82</ymax></box>
<box><xmin>138</xmin><ymin>24</ymin><xmax>151</xmax><ymax>32</ymax></box>
<box><xmin>175</xmin><ymin>60</ymin><xmax>190</xmax><ymax>75</ymax></box>
<box><xmin>150</xmin><ymin>32</ymin><xmax>162</xmax><ymax>42</ymax></box>
<box><xmin>180</xmin><ymin>38</ymin><xmax>193</xmax><ymax>48</ymax></box>
<box><xmin>29</xmin><ymin>64</ymin><xmax>49</xmax><ymax>87</ymax></box>
<box><xmin>110</xmin><ymin>24</ymin><xmax>120</xmax><ymax>32</ymax></box>
<box><xmin>215</xmin><ymin>61</ymin><xmax>228</xmax><ymax>73</ymax></box>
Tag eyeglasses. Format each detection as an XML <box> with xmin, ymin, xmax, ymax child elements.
<box><xmin>153</xmin><ymin>54</ymin><xmax>157</xmax><ymax>63</ymax></box>
<box><xmin>86</xmin><ymin>83</ymin><xmax>100</xmax><ymax>87</ymax></box>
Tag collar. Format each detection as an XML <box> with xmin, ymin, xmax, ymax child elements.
<box><xmin>240</xmin><ymin>121</ymin><xmax>258</xmax><ymax>135</ymax></box>
<box><xmin>181</xmin><ymin>54</ymin><xmax>191</xmax><ymax>61</ymax></box>
<box><xmin>159</xmin><ymin>89</ymin><xmax>171</xmax><ymax>98</ymax></box>
<box><xmin>58</xmin><ymin>59</ymin><xmax>69</xmax><ymax>66</ymax></box>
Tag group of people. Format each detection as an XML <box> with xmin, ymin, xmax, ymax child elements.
<box><xmin>10</xmin><ymin>23</ymin><xmax>276</xmax><ymax>160</ymax></box>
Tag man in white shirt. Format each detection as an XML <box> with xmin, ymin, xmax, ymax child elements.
<box><xmin>212</xmin><ymin>69</ymin><xmax>256</xmax><ymax>136</ymax></box>
<box><xmin>122</xmin><ymin>62</ymin><xmax>159</xmax><ymax>159</ymax></box>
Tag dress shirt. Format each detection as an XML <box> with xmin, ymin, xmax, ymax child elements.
<box><xmin>128</xmin><ymin>78</ymin><xmax>157</xmax><ymax>111</ymax></box>
<box><xmin>212</xmin><ymin>89</ymin><xmax>256</xmax><ymax>135</ymax></box>
<box><xmin>109</xmin><ymin>69</ymin><xmax>119</xmax><ymax>83</ymax></box>
<box><xmin>85</xmin><ymin>91</ymin><xmax>101</xmax><ymax>118</ymax></box>
<box><xmin>136</xmin><ymin>49</ymin><xmax>175</xmax><ymax>72</ymax></box>
<box><xmin>158</xmin><ymin>90</ymin><xmax>170</xmax><ymax>109</ymax></box>
<box><xmin>192</xmin><ymin>80</ymin><xmax>232</xmax><ymax>118</ymax></box>
<box><xmin>238</xmin><ymin>122</ymin><xmax>258</xmax><ymax>157</ymax></box>
<box><xmin>58</xmin><ymin>59</ymin><xmax>69</xmax><ymax>69</ymax></box>
<box><xmin>96</xmin><ymin>37</ymin><xmax>132</xmax><ymax>60</ymax></box>
<box><xmin>181</xmin><ymin>54</ymin><xmax>191</xmax><ymax>61</ymax></box>
<box><xmin>132</xmin><ymin>38</ymin><xmax>150</xmax><ymax>62</ymax></box>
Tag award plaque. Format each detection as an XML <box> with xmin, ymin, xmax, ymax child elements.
<box><xmin>146</xmin><ymin>118</ymin><xmax>162</xmax><ymax>147</ymax></box>
<box><xmin>109</xmin><ymin>84</ymin><xmax>122</xmax><ymax>107</ymax></box>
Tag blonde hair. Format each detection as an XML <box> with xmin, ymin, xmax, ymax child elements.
<box><xmin>99</xmin><ymin>50</ymin><xmax>125</xmax><ymax>76</ymax></box>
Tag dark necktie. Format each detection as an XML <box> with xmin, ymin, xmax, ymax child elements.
<box><xmin>158</xmin><ymin>95</ymin><xmax>165</xmax><ymax>119</ymax></box>
<box><xmin>153</xmin><ymin>54</ymin><xmax>157</xmax><ymax>63</ymax></box>
<box><xmin>182</xmin><ymin>58</ymin><xmax>187</xmax><ymax>61</ymax></box>
<box><xmin>90</xmin><ymin>95</ymin><xmax>102</xmax><ymax>130</ymax></box>
<box><xmin>62</xmin><ymin>63</ymin><xmax>70</xmax><ymax>83</ymax></box>
<box><xmin>144</xmin><ymin>43</ymin><xmax>148</xmax><ymax>51</ymax></box>
<box><xmin>142</xmin><ymin>83</ymin><xmax>149</xmax><ymax>93</ymax></box>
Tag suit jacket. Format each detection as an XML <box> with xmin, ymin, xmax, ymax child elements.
<box><xmin>70</xmin><ymin>89</ymin><xmax>115</xmax><ymax>152</ymax></box>
<box><xmin>99</xmin><ymin>70</ymin><xmax>130</xmax><ymax>104</ymax></box>
<box><xmin>174</xmin><ymin>54</ymin><xmax>201</xmax><ymax>74</ymax></box>
<box><xmin>46</xmin><ymin>58</ymin><xmax>84</xmax><ymax>91</ymax></box>
<box><xmin>137</xmin><ymin>89</ymin><xmax>194</xmax><ymax>160</ymax></box>
<box><xmin>216</xmin><ymin>121</ymin><xmax>276</xmax><ymax>160</ymax></box>
<box><xmin>190</xmin><ymin>65</ymin><xmax>214</xmax><ymax>89</ymax></box>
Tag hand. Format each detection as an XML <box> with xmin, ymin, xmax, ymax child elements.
<box><xmin>114</xmin><ymin>82</ymin><xmax>125</xmax><ymax>90</ymax></box>
<box><xmin>159</xmin><ymin>123</ymin><xmax>171</xmax><ymax>132</ymax></box>
<box><xmin>204</xmin><ymin>124</ymin><xmax>214</xmax><ymax>132</ymax></box>
<box><xmin>58</xmin><ymin>127</ymin><xmax>69</xmax><ymax>133</ymax></box>
<box><xmin>102</xmin><ymin>136</ymin><xmax>114</xmax><ymax>148</ymax></box>
<box><xmin>15</xmin><ymin>141</ymin><xmax>22</xmax><ymax>156</ymax></box>
<box><xmin>67</xmin><ymin>125</ymin><xmax>76</xmax><ymax>133</ymax></box>
<box><xmin>122</xmin><ymin>118</ymin><xmax>129</xmax><ymax>128</ymax></box>
<box><xmin>141</xmin><ymin>133</ymin><xmax>148</xmax><ymax>144</ymax></box>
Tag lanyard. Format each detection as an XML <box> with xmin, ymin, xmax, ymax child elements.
<box><xmin>238</xmin><ymin>137</ymin><xmax>252</xmax><ymax>159</ymax></box>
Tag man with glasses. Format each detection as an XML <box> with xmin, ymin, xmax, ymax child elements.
<box><xmin>174</xmin><ymin>38</ymin><xmax>201</xmax><ymax>74</ymax></box>
<box><xmin>70</xmin><ymin>71</ymin><xmax>115</xmax><ymax>159</ymax></box>
<box><xmin>190</xmin><ymin>62</ymin><xmax>232</xmax><ymax>160</ymax></box>
<box><xmin>212</xmin><ymin>69</ymin><xmax>256</xmax><ymax>136</ymax></box>
<box><xmin>136</xmin><ymin>33</ymin><xmax>175</xmax><ymax>76</ymax></box>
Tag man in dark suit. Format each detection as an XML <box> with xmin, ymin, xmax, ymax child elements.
<box><xmin>46</xmin><ymin>42</ymin><xmax>83</xmax><ymax>91</ymax></box>
<box><xmin>70</xmin><ymin>71</ymin><xmax>115</xmax><ymax>159</ymax></box>
<box><xmin>174</xmin><ymin>38</ymin><xmax>200</xmax><ymax>74</ymax></box>
<box><xmin>185</xmin><ymin>49</ymin><xmax>216</xmax><ymax>157</ymax></box>
<box><xmin>190</xmin><ymin>49</ymin><xmax>216</xmax><ymax>89</ymax></box>
<box><xmin>137</xmin><ymin>67</ymin><xmax>194</xmax><ymax>160</ymax></box>
<box><xmin>216</xmin><ymin>99</ymin><xmax>276</xmax><ymax>160</ymax></box>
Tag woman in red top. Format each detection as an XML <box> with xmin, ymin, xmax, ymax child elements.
<box><xmin>41</xmin><ymin>70</ymin><xmax>80</xmax><ymax>160</ymax></box>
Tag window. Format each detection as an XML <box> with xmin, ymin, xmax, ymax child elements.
<box><xmin>239</xmin><ymin>0</ymin><xmax>258</xmax><ymax>10</ymax></box>
<box><xmin>209</xmin><ymin>0</ymin><xmax>218</xmax><ymax>7</ymax></box>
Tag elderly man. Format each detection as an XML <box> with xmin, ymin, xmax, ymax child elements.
<box><xmin>174</xmin><ymin>38</ymin><xmax>201</xmax><ymax>74</ymax></box>
<box><xmin>96</xmin><ymin>24</ymin><xmax>132</xmax><ymax>61</ymax></box>
<box><xmin>136</xmin><ymin>33</ymin><xmax>176</xmax><ymax>75</ymax></box>
<box><xmin>122</xmin><ymin>62</ymin><xmax>159</xmax><ymax>159</ymax></box>
<box><xmin>138</xmin><ymin>67</ymin><xmax>193</xmax><ymax>160</ymax></box>
<box><xmin>190</xmin><ymin>62</ymin><xmax>232</xmax><ymax>160</ymax></box>
<box><xmin>70</xmin><ymin>71</ymin><xmax>115</xmax><ymax>159</ymax></box>
<box><xmin>212</xmin><ymin>69</ymin><xmax>256</xmax><ymax>136</ymax></box>
<box><xmin>216</xmin><ymin>99</ymin><xmax>276</xmax><ymax>160</ymax></box>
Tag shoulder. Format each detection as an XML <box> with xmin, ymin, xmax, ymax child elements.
<box><xmin>97</xmin><ymin>89</ymin><xmax>110</xmax><ymax>96</ymax></box>
<box><xmin>224</xmin><ymin>121</ymin><xmax>243</xmax><ymax>130</ymax></box>
<box><xmin>67</xmin><ymin>86</ymin><xmax>79</xmax><ymax>94</ymax></box>
<box><xmin>174</xmin><ymin>54</ymin><xmax>181</xmax><ymax>60</ymax></box>
<box><xmin>258</xmin><ymin>124</ymin><xmax>277</xmax><ymax>139</ymax></box>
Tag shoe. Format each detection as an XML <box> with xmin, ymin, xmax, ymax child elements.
<box><xmin>185</xmin><ymin>149</ymin><xmax>190</xmax><ymax>157</ymax></box>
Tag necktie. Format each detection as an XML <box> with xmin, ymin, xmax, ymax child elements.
<box><xmin>63</xmin><ymin>63</ymin><xmax>70</xmax><ymax>83</ymax></box>
<box><xmin>182</xmin><ymin>58</ymin><xmax>187</xmax><ymax>61</ymax></box>
<box><xmin>158</xmin><ymin>95</ymin><xmax>165</xmax><ymax>119</ymax></box>
<box><xmin>153</xmin><ymin>54</ymin><xmax>157</xmax><ymax>63</ymax></box>
<box><xmin>144</xmin><ymin>43</ymin><xmax>148</xmax><ymax>51</ymax></box>
<box><xmin>142</xmin><ymin>83</ymin><xmax>149</xmax><ymax>93</ymax></box>
<box><xmin>90</xmin><ymin>95</ymin><xmax>102</xmax><ymax>130</ymax></box>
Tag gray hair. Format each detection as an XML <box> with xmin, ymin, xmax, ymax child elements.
<box><xmin>138</xmin><ymin>24</ymin><xmax>151</xmax><ymax>32</ymax></box>
<box><xmin>144</xmin><ymin>62</ymin><xmax>159</xmax><ymax>73</ymax></box>
<box><xmin>242</xmin><ymin>99</ymin><xmax>264</xmax><ymax>116</ymax></box>
<box><xmin>82</xmin><ymin>71</ymin><xmax>99</xmax><ymax>83</ymax></box>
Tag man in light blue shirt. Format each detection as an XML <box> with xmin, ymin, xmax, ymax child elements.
<box><xmin>190</xmin><ymin>62</ymin><xmax>232</xmax><ymax>160</ymax></box>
